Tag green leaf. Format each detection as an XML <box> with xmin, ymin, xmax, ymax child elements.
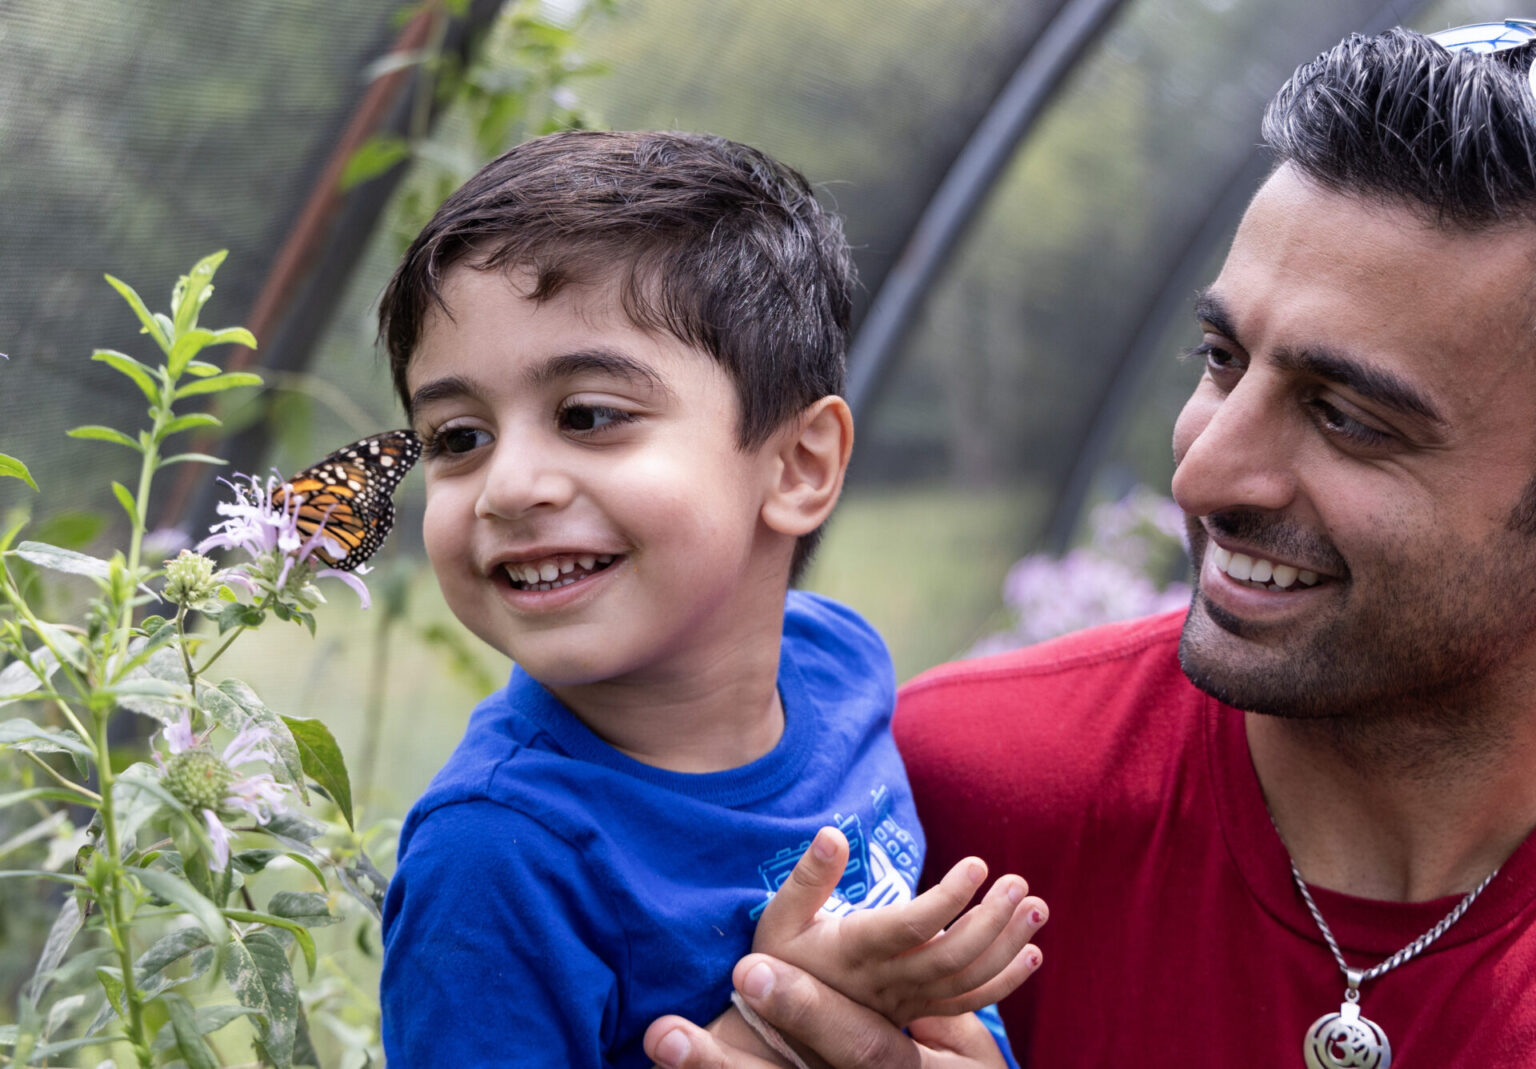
<box><xmin>160</xmin><ymin>452</ymin><xmax>228</xmax><ymax>467</ymax></box>
<box><xmin>91</xmin><ymin>347</ymin><xmax>161</xmax><ymax>402</ymax></box>
<box><xmin>339</xmin><ymin>133</ymin><xmax>412</xmax><ymax>190</ymax></box>
<box><xmin>0</xmin><ymin>454</ymin><xmax>37</xmax><ymax>491</ymax></box>
<box><xmin>158</xmin><ymin>412</ymin><xmax>223</xmax><ymax>438</ymax></box>
<box><xmin>205</xmin><ymin>326</ymin><xmax>258</xmax><ymax>349</ymax></box>
<box><xmin>148</xmin><ymin>1004</ymin><xmax>254</xmax><ymax>1054</ymax></box>
<box><xmin>209</xmin><ymin>679</ymin><xmax>306</xmax><ymax>801</ymax></box>
<box><xmin>0</xmin><ymin>718</ymin><xmax>92</xmax><ymax>759</ymax></box>
<box><xmin>129</xmin><ymin>867</ymin><xmax>230</xmax><ymax>946</ymax></box>
<box><xmin>13</xmin><ymin>541</ymin><xmax>112</xmax><ymax>580</ymax></box>
<box><xmin>182</xmin><ymin>359</ymin><xmax>223</xmax><ymax>378</ymax></box>
<box><xmin>162</xmin><ymin>991</ymin><xmax>219</xmax><ymax>1069</ymax></box>
<box><xmin>173</xmin><ymin>372</ymin><xmax>263</xmax><ymax>400</ymax></box>
<box><xmin>65</xmin><ymin>425</ymin><xmax>141</xmax><ymax>451</ymax></box>
<box><xmin>0</xmin><ymin>651</ymin><xmax>58</xmax><ymax>708</ymax></box>
<box><xmin>103</xmin><ymin>275</ymin><xmax>171</xmax><ymax>352</ymax></box>
<box><xmin>222</xmin><ymin>908</ymin><xmax>318</xmax><ymax>976</ymax></box>
<box><xmin>337</xmin><ymin>850</ymin><xmax>389</xmax><ymax>920</ymax></box>
<box><xmin>24</xmin><ymin>897</ymin><xmax>83</xmax><ymax>1008</ymax></box>
<box><xmin>167</xmin><ymin>328</ymin><xmax>214</xmax><ymax>378</ymax></box>
<box><xmin>266</xmin><ymin>890</ymin><xmax>341</xmax><ymax>928</ymax></box>
<box><xmin>0</xmin><ymin>787</ymin><xmax>91</xmax><ymax>812</ymax></box>
<box><xmin>224</xmin><ymin>928</ymin><xmax>299</xmax><ymax>1069</ymax></box>
<box><xmin>134</xmin><ymin>923</ymin><xmax>215</xmax><ymax>1001</ymax></box>
<box><xmin>111</xmin><ymin>481</ymin><xmax>140</xmax><ymax>529</ymax></box>
<box><xmin>171</xmin><ymin>251</ymin><xmax>228</xmax><ymax>340</ymax></box>
<box><xmin>282</xmin><ymin>715</ymin><xmax>353</xmax><ymax>829</ymax></box>
<box><xmin>112</xmin><ymin>648</ymin><xmax>189</xmax><ymax>725</ymax></box>
<box><xmin>95</xmin><ymin>965</ymin><xmax>125</xmax><ymax>1018</ymax></box>
<box><xmin>113</xmin><ymin>762</ymin><xmax>182</xmax><ymax>847</ymax></box>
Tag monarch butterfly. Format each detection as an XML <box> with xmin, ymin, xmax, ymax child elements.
<box><xmin>270</xmin><ymin>430</ymin><xmax>422</xmax><ymax>571</ymax></box>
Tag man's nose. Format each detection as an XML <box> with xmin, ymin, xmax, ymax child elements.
<box><xmin>1171</xmin><ymin>375</ymin><xmax>1298</xmax><ymax>520</ymax></box>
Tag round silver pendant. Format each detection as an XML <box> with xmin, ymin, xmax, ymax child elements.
<box><xmin>1304</xmin><ymin>1003</ymin><xmax>1392</xmax><ymax>1069</ymax></box>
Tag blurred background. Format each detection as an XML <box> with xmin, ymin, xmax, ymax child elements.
<box><xmin>0</xmin><ymin>0</ymin><xmax>1512</xmax><ymax>1048</ymax></box>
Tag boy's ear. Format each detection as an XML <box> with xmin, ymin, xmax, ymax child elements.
<box><xmin>761</xmin><ymin>396</ymin><xmax>854</xmax><ymax>537</ymax></box>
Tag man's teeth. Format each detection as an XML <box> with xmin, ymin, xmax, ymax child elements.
<box><xmin>1211</xmin><ymin>545</ymin><xmax>1318</xmax><ymax>589</ymax></box>
<box><xmin>505</xmin><ymin>554</ymin><xmax>614</xmax><ymax>590</ymax></box>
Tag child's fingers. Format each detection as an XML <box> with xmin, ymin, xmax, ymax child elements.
<box><xmin>915</xmin><ymin>880</ymin><xmax>1046</xmax><ymax>991</ymax></box>
<box><xmin>844</xmin><ymin>855</ymin><xmax>989</xmax><ymax>957</ymax></box>
<box><xmin>923</xmin><ymin>940</ymin><xmax>1044</xmax><ymax>1019</ymax></box>
<box><xmin>752</xmin><ymin>827</ymin><xmax>850</xmax><ymax>950</ymax></box>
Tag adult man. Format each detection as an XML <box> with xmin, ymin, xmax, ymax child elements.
<box><xmin>646</xmin><ymin>21</ymin><xmax>1536</xmax><ymax>1069</ymax></box>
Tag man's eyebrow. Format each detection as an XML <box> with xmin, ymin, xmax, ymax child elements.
<box><xmin>1192</xmin><ymin>288</ymin><xmax>1445</xmax><ymax>426</ymax></box>
<box><xmin>1193</xmin><ymin>289</ymin><xmax>1237</xmax><ymax>339</ymax></box>
<box><xmin>1274</xmin><ymin>346</ymin><xmax>1446</xmax><ymax>426</ymax></box>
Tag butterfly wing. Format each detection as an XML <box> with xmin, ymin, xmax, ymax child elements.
<box><xmin>271</xmin><ymin>430</ymin><xmax>422</xmax><ymax>571</ymax></box>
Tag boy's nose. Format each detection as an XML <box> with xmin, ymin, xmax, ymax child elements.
<box><xmin>473</xmin><ymin>438</ymin><xmax>576</xmax><ymax>520</ymax></box>
<box><xmin>1170</xmin><ymin>377</ymin><xmax>1298</xmax><ymax>520</ymax></box>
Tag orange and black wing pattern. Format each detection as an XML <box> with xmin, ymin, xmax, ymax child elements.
<box><xmin>270</xmin><ymin>430</ymin><xmax>422</xmax><ymax>571</ymax></box>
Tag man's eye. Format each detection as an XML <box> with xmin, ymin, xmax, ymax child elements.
<box><xmin>1310</xmin><ymin>398</ymin><xmax>1391</xmax><ymax>446</ymax></box>
<box><xmin>560</xmin><ymin>404</ymin><xmax>632</xmax><ymax>433</ymax></box>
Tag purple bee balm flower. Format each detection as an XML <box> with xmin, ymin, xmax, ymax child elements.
<box><xmin>156</xmin><ymin>710</ymin><xmax>292</xmax><ymax>871</ymax></box>
<box><xmin>196</xmin><ymin>472</ymin><xmax>371</xmax><ymax>608</ymax></box>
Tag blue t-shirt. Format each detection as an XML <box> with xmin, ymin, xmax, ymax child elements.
<box><xmin>381</xmin><ymin>592</ymin><xmax>932</xmax><ymax>1067</ymax></box>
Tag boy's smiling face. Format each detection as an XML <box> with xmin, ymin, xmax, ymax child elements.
<box><xmin>407</xmin><ymin>265</ymin><xmax>794</xmax><ymax>710</ymax></box>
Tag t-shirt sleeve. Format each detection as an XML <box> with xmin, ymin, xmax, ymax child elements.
<box><xmin>381</xmin><ymin>799</ymin><xmax>627</xmax><ymax>1067</ymax></box>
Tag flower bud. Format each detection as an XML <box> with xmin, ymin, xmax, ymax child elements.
<box><xmin>162</xmin><ymin>549</ymin><xmax>220</xmax><ymax>606</ymax></box>
<box><xmin>163</xmin><ymin>748</ymin><xmax>235</xmax><ymax>812</ymax></box>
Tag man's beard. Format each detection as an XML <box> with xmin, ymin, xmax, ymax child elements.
<box><xmin>1177</xmin><ymin>507</ymin><xmax>1536</xmax><ymax>724</ymax></box>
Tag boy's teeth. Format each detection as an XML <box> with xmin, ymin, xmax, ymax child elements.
<box><xmin>503</xmin><ymin>553</ymin><xmax>618</xmax><ymax>591</ymax></box>
<box><xmin>1212</xmin><ymin>545</ymin><xmax>1321</xmax><ymax>590</ymax></box>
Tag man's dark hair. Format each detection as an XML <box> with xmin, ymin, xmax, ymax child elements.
<box><xmin>1263</xmin><ymin>26</ymin><xmax>1536</xmax><ymax>536</ymax></box>
<box><xmin>379</xmin><ymin>130</ymin><xmax>854</xmax><ymax>578</ymax></box>
<box><xmin>1262</xmin><ymin>26</ymin><xmax>1536</xmax><ymax>226</ymax></box>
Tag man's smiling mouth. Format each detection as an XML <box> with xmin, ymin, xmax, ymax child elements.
<box><xmin>502</xmin><ymin>553</ymin><xmax>617</xmax><ymax>592</ymax></box>
<box><xmin>1211</xmin><ymin>544</ymin><xmax>1322</xmax><ymax>590</ymax></box>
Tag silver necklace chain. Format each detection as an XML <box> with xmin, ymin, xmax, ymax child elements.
<box><xmin>1288</xmin><ymin>859</ymin><xmax>1500</xmax><ymax>992</ymax></box>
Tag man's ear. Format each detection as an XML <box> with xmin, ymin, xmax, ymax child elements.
<box><xmin>761</xmin><ymin>396</ymin><xmax>854</xmax><ymax>537</ymax></box>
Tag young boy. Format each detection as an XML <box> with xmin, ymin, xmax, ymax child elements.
<box><xmin>377</xmin><ymin>130</ymin><xmax>1045</xmax><ymax>1067</ymax></box>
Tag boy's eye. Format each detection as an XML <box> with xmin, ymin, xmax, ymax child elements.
<box><xmin>559</xmin><ymin>404</ymin><xmax>631</xmax><ymax>433</ymax></box>
<box><xmin>426</xmin><ymin>426</ymin><xmax>489</xmax><ymax>456</ymax></box>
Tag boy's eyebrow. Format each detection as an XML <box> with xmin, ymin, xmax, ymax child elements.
<box><xmin>1192</xmin><ymin>288</ymin><xmax>1444</xmax><ymax>426</ymax></box>
<box><xmin>408</xmin><ymin>374</ymin><xmax>476</xmax><ymax>415</ymax></box>
<box><xmin>407</xmin><ymin>349</ymin><xmax>676</xmax><ymax>416</ymax></box>
<box><xmin>524</xmin><ymin>348</ymin><xmax>674</xmax><ymax>397</ymax></box>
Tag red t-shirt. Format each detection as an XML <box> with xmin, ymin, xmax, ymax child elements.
<box><xmin>895</xmin><ymin>611</ymin><xmax>1536</xmax><ymax>1067</ymax></box>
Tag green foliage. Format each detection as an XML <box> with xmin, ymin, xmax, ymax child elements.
<box><xmin>347</xmin><ymin>0</ymin><xmax>619</xmax><ymax>251</ymax></box>
<box><xmin>0</xmin><ymin>257</ymin><xmax>398</xmax><ymax>1067</ymax></box>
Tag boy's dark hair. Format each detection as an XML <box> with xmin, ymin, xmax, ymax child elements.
<box><xmin>1262</xmin><ymin>26</ymin><xmax>1536</xmax><ymax>227</ymax></box>
<box><xmin>378</xmin><ymin>129</ymin><xmax>855</xmax><ymax>579</ymax></box>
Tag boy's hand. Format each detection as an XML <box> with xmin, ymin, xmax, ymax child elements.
<box><xmin>750</xmin><ymin>827</ymin><xmax>1046</xmax><ymax>1027</ymax></box>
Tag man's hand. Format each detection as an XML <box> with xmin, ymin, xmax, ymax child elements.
<box><xmin>644</xmin><ymin>954</ymin><xmax>1011</xmax><ymax>1069</ymax></box>
<box><xmin>751</xmin><ymin>827</ymin><xmax>1045</xmax><ymax>1025</ymax></box>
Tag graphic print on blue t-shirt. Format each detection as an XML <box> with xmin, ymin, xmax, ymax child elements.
<box><xmin>751</xmin><ymin>783</ymin><xmax>921</xmax><ymax>921</ymax></box>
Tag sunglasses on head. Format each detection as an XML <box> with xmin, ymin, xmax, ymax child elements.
<box><xmin>1428</xmin><ymin>17</ymin><xmax>1536</xmax><ymax>94</ymax></box>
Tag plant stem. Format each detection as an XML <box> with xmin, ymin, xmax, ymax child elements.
<box><xmin>20</xmin><ymin>751</ymin><xmax>101</xmax><ymax>802</ymax></box>
<box><xmin>196</xmin><ymin>593</ymin><xmax>275</xmax><ymax>674</ymax></box>
<box><xmin>93</xmin><ymin>708</ymin><xmax>154</xmax><ymax>1068</ymax></box>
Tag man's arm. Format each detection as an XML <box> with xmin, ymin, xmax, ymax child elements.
<box><xmin>644</xmin><ymin>954</ymin><xmax>1010</xmax><ymax>1069</ymax></box>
